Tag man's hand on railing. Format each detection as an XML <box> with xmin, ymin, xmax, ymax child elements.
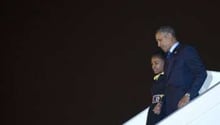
<box><xmin>178</xmin><ymin>94</ymin><xmax>190</xmax><ymax>108</ymax></box>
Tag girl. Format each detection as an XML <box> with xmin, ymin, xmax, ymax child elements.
<box><xmin>146</xmin><ymin>51</ymin><xmax>166</xmax><ymax>125</ymax></box>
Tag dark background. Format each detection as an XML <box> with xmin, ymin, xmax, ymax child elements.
<box><xmin>2</xmin><ymin>0</ymin><xmax>220</xmax><ymax>125</ymax></box>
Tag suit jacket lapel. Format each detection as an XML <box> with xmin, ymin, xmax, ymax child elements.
<box><xmin>165</xmin><ymin>44</ymin><xmax>183</xmax><ymax>79</ymax></box>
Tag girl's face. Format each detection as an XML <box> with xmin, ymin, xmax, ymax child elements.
<box><xmin>151</xmin><ymin>56</ymin><xmax>165</xmax><ymax>74</ymax></box>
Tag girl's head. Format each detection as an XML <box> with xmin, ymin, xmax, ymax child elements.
<box><xmin>151</xmin><ymin>51</ymin><xmax>165</xmax><ymax>74</ymax></box>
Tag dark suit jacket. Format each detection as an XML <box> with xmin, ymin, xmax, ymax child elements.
<box><xmin>164</xmin><ymin>43</ymin><xmax>207</xmax><ymax>115</ymax></box>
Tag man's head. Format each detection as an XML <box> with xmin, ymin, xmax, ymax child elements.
<box><xmin>155</xmin><ymin>26</ymin><xmax>177</xmax><ymax>52</ymax></box>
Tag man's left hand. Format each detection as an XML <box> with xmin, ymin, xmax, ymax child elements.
<box><xmin>178</xmin><ymin>95</ymin><xmax>190</xmax><ymax>108</ymax></box>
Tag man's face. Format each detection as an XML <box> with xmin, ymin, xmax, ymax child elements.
<box><xmin>155</xmin><ymin>32</ymin><xmax>173</xmax><ymax>52</ymax></box>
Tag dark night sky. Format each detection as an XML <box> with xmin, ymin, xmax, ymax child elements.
<box><xmin>2</xmin><ymin>0</ymin><xmax>220</xmax><ymax>125</ymax></box>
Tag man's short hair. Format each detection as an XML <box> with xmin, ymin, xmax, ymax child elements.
<box><xmin>156</xmin><ymin>26</ymin><xmax>176</xmax><ymax>37</ymax></box>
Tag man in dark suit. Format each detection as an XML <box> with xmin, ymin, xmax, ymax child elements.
<box><xmin>155</xmin><ymin>26</ymin><xmax>207</xmax><ymax>116</ymax></box>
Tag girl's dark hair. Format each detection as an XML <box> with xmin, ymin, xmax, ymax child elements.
<box><xmin>151</xmin><ymin>50</ymin><xmax>166</xmax><ymax>61</ymax></box>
